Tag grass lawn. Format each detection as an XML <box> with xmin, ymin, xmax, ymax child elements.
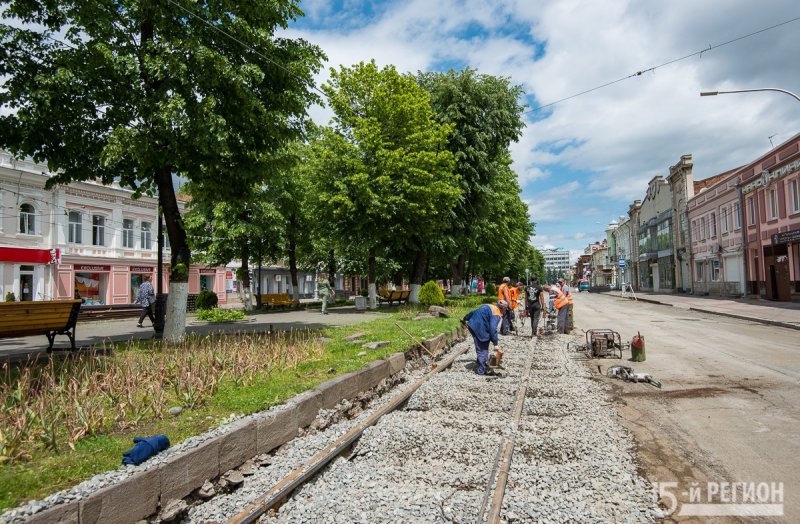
<box><xmin>0</xmin><ymin>297</ymin><xmax>487</xmax><ymax>512</ymax></box>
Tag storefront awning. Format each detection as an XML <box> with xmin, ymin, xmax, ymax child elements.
<box><xmin>0</xmin><ymin>247</ymin><xmax>60</xmax><ymax>264</ymax></box>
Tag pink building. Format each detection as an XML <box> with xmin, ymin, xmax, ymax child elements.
<box><xmin>687</xmin><ymin>168</ymin><xmax>745</xmax><ymax>296</ymax></box>
<box><xmin>738</xmin><ymin>133</ymin><xmax>800</xmax><ymax>301</ymax></box>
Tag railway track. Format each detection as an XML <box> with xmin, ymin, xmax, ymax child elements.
<box><xmin>186</xmin><ymin>334</ymin><xmax>658</xmax><ymax>523</ymax></box>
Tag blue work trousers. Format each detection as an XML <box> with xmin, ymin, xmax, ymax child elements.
<box><xmin>472</xmin><ymin>335</ymin><xmax>491</xmax><ymax>375</ymax></box>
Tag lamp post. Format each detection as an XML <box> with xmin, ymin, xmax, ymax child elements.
<box><xmin>700</xmin><ymin>88</ymin><xmax>800</xmax><ymax>104</ymax></box>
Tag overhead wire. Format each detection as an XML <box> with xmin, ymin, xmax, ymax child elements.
<box><xmin>525</xmin><ymin>15</ymin><xmax>800</xmax><ymax>113</ymax></box>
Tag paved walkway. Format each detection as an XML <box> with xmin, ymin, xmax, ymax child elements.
<box><xmin>0</xmin><ymin>306</ymin><xmax>385</xmax><ymax>364</ymax></box>
<box><xmin>607</xmin><ymin>289</ymin><xmax>800</xmax><ymax>330</ymax></box>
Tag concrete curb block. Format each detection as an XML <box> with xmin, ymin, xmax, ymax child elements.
<box><xmin>29</xmin><ymin>330</ymin><xmax>463</xmax><ymax>524</ymax></box>
<box><xmin>617</xmin><ymin>294</ymin><xmax>799</xmax><ymax>331</ymax></box>
<box><xmin>687</xmin><ymin>307</ymin><xmax>800</xmax><ymax>331</ymax></box>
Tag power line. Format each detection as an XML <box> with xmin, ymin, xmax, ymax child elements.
<box><xmin>525</xmin><ymin>15</ymin><xmax>800</xmax><ymax>114</ymax></box>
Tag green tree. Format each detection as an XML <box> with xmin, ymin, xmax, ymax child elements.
<box><xmin>309</xmin><ymin>60</ymin><xmax>459</xmax><ymax>307</ymax></box>
<box><xmin>416</xmin><ymin>69</ymin><xmax>526</xmax><ymax>293</ymax></box>
<box><xmin>0</xmin><ymin>1</ymin><xmax>323</xmax><ymax>340</ymax></box>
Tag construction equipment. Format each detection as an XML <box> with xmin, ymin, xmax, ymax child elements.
<box><xmin>569</xmin><ymin>329</ymin><xmax>629</xmax><ymax>359</ymax></box>
<box><xmin>607</xmin><ymin>365</ymin><xmax>661</xmax><ymax>388</ymax></box>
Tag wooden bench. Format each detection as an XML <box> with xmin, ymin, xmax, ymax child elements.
<box><xmin>377</xmin><ymin>289</ymin><xmax>410</xmax><ymax>306</ymax></box>
<box><xmin>0</xmin><ymin>299</ymin><xmax>83</xmax><ymax>351</ymax></box>
<box><xmin>259</xmin><ymin>293</ymin><xmax>300</xmax><ymax>308</ymax></box>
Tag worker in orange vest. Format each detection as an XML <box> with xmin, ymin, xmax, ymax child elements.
<box><xmin>497</xmin><ymin>277</ymin><xmax>513</xmax><ymax>335</ymax></box>
<box><xmin>561</xmin><ymin>278</ymin><xmax>574</xmax><ymax>333</ymax></box>
<box><xmin>544</xmin><ymin>283</ymin><xmax>569</xmax><ymax>334</ymax></box>
<box><xmin>462</xmin><ymin>299</ymin><xmax>508</xmax><ymax>376</ymax></box>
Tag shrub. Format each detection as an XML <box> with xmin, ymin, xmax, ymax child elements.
<box><xmin>485</xmin><ymin>283</ymin><xmax>497</xmax><ymax>297</ymax></box>
<box><xmin>360</xmin><ymin>288</ymin><xmax>369</xmax><ymax>297</ymax></box>
<box><xmin>418</xmin><ymin>280</ymin><xmax>445</xmax><ymax>307</ymax></box>
<box><xmin>5</xmin><ymin>292</ymin><xmax>15</xmax><ymax>302</ymax></box>
<box><xmin>195</xmin><ymin>289</ymin><xmax>219</xmax><ymax>310</ymax></box>
<box><xmin>196</xmin><ymin>308</ymin><xmax>246</xmax><ymax>322</ymax></box>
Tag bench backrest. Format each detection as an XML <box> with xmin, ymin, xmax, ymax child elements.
<box><xmin>0</xmin><ymin>300</ymin><xmax>82</xmax><ymax>337</ymax></box>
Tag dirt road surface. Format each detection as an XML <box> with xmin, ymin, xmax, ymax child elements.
<box><xmin>572</xmin><ymin>292</ymin><xmax>799</xmax><ymax>523</ymax></box>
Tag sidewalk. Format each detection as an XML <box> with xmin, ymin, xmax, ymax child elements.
<box><xmin>608</xmin><ymin>290</ymin><xmax>800</xmax><ymax>330</ymax></box>
<box><xmin>0</xmin><ymin>306</ymin><xmax>385</xmax><ymax>364</ymax></box>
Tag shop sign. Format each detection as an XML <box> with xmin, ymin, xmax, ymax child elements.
<box><xmin>130</xmin><ymin>266</ymin><xmax>154</xmax><ymax>273</ymax></box>
<box><xmin>76</xmin><ymin>264</ymin><xmax>110</xmax><ymax>272</ymax></box>
<box><xmin>199</xmin><ymin>268</ymin><xmax>217</xmax><ymax>274</ymax></box>
<box><xmin>743</xmin><ymin>159</ymin><xmax>800</xmax><ymax>194</ymax></box>
<box><xmin>772</xmin><ymin>229</ymin><xmax>800</xmax><ymax>245</ymax></box>
<box><xmin>226</xmin><ymin>271</ymin><xmax>233</xmax><ymax>279</ymax></box>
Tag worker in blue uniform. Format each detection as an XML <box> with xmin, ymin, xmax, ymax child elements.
<box><xmin>462</xmin><ymin>299</ymin><xmax>507</xmax><ymax>376</ymax></box>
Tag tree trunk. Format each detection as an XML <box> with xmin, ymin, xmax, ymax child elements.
<box><xmin>368</xmin><ymin>247</ymin><xmax>377</xmax><ymax>309</ymax></box>
<box><xmin>408</xmin><ymin>250</ymin><xmax>427</xmax><ymax>304</ymax></box>
<box><xmin>327</xmin><ymin>249</ymin><xmax>337</xmax><ymax>295</ymax></box>
<box><xmin>287</xmin><ymin>214</ymin><xmax>300</xmax><ymax>300</ymax></box>
<box><xmin>239</xmin><ymin>241</ymin><xmax>253</xmax><ymax>311</ymax></box>
<box><xmin>450</xmin><ymin>252</ymin><xmax>466</xmax><ymax>297</ymax></box>
<box><xmin>155</xmin><ymin>165</ymin><xmax>189</xmax><ymax>343</ymax></box>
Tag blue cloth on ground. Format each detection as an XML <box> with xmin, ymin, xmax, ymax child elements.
<box><xmin>122</xmin><ymin>434</ymin><xmax>170</xmax><ymax>465</ymax></box>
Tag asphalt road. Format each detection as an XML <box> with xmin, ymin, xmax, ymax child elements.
<box><xmin>572</xmin><ymin>292</ymin><xmax>799</xmax><ymax>523</ymax></box>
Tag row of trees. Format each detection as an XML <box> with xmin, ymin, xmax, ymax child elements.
<box><xmin>0</xmin><ymin>2</ymin><xmax>542</xmax><ymax>340</ymax></box>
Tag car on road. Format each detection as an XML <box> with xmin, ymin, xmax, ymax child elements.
<box><xmin>578</xmin><ymin>280</ymin><xmax>591</xmax><ymax>292</ymax></box>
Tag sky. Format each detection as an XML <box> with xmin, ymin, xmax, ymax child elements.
<box><xmin>284</xmin><ymin>0</ymin><xmax>800</xmax><ymax>262</ymax></box>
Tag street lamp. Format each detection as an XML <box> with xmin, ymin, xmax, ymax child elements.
<box><xmin>700</xmin><ymin>88</ymin><xmax>800</xmax><ymax>104</ymax></box>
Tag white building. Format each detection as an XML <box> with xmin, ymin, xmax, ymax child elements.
<box><xmin>0</xmin><ymin>152</ymin><xmax>229</xmax><ymax>305</ymax></box>
<box><xmin>540</xmin><ymin>248</ymin><xmax>571</xmax><ymax>276</ymax></box>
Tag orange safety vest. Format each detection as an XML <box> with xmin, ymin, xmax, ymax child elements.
<box><xmin>553</xmin><ymin>288</ymin><xmax>569</xmax><ymax>310</ymax></box>
<box><xmin>488</xmin><ymin>304</ymin><xmax>502</xmax><ymax>317</ymax></box>
<box><xmin>565</xmin><ymin>285</ymin><xmax>574</xmax><ymax>305</ymax></box>
<box><xmin>498</xmin><ymin>283</ymin><xmax>511</xmax><ymax>303</ymax></box>
<box><xmin>509</xmin><ymin>287</ymin><xmax>519</xmax><ymax>309</ymax></box>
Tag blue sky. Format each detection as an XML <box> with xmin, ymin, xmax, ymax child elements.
<box><xmin>285</xmin><ymin>0</ymin><xmax>800</xmax><ymax>262</ymax></box>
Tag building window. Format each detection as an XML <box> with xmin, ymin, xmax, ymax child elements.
<box><xmin>700</xmin><ymin>217</ymin><xmax>706</xmax><ymax>240</ymax></box>
<box><xmin>747</xmin><ymin>196</ymin><xmax>755</xmax><ymax>225</ymax></box>
<box><xmin>733</xmin><ymin>202</ymin><xmax>742</xmax><ymax>229</ymax></box>
<box><xmin>768</xmin><ymin>188</ymin><xmax>778</xmax><ymax>220</ymax></box>
<box><xmin>122</xmin><ymin>219</ymin><xmax>134</xmax><ymax>248</ymax></box>
<box><xmin>92</xmin><ymin>215</ymin><xmax>106</xmax><ymax>246</ymax></box>
<box><xmin>141</xmin><ymin>221</ymin><xmax>152</xmax><ymax>250</ymax></box>
<box><xmin>790</xmin><ymin>179</ymin><xmax>800</xmax><ymax>214</ymax></box>
<box><xmin>19</xmin><ymin>203</ymin><xmax>35</xmax><ymax>234</ymax></box>
<box><xmin>711</xmin><ymin>259</ymin><xmax>720</xmax><ymax>282</ymax></box>
<box><xmin>68</xmin><ymin>211</ymin><xmax>82</xmax><ymax>244</ymax></box>
<box><xmin>710</xmin><ymin>212</ymin><xmax>717</xmax><ymax>237</ymax></box>
<box><xmin>721</xmin><ymin>207</ymin><xmax>729</xmax><ymax>233</ymax></box>
<box><xmin>695</xmin><ymin>261</ymin><xmax>704</xmax><ymax>281</ymax></box>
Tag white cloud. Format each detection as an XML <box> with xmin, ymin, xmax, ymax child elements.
<box><xmin>288</xmin><ymin>0</ymin><xmax>800</xmax><ymax>252</ymax></box>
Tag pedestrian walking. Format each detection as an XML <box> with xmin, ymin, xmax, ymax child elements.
<box><xmin>318</xmin><ymin>274</ymin><xmax>334</xmax><ymax>315</ymax></box>
<box><xmin>497</xmin><ymin>277</ymin><xmax>513</xmax><ymax>335</ymax></box>
<box><xmin>136</xmin><ymin>275</ymin><xmax>155</xmax><ymax>328</ymax></box>
<box><xmin>525</xmin><ymin>276</ymin><xmax>545</xmax><ymax>338</ymax></box>
<box><xmin>462</xmin><ymin>299</ymin><xmax>507</xmax><ymax>376</ymax></box>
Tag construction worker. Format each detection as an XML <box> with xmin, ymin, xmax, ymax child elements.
<box><xmin>462</xmin><ymin>299</ymin><xmax>508</xmax><ymax>376</ymax></box>
<box><xmin>497</xmin><ymin>277</ymin><xmax>513</xmax><ymax>335</ymax></box>
<box><xmin>544</xmin><ymin>283</ymin><xmax>569</xmax><ymax>334</ymax></box>
<box><xmin>525</xmin><ymin>276</ymin><xmax>545</xmax><ymax>338</ymax></box>
<box><xmin>560</xmin><ymin>278</ymin><xmax>574</xmax><ymax>333</ymax></box>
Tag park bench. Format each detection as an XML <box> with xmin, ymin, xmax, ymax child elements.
<box><xmin>260</xmin><ymin>293</ymin><xmax>300</xmax><ymax>308</ymax></box>
<box><xmin>377</xmin><ymin>289</ymin><xmax>410</xmax><ymax>306</ymax></box>
<box><xmin>0</xmin><ymin>299</ymin><xmax>82</xmax><ymax>351</ymax></box>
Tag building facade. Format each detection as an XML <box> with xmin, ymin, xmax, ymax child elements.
<box><xmin>739</xmin><ymin>133</ymin><xmax>800</xmax><ymax>301</ymax></box>
<box><xmin>541</xmin><ymin>248</ymin><xmax>571</xmax><ymax>278</ymax></box>
<box><xmin>668</xmin><ymin>155</ymin><xmax>695</xmax><ymax>292</ymax></box>
<box><xmin>687</xmin><ymin>168</ymin><xmax>745</xmax><ymax>296</ymax></box>
<box><xmin>636</xmin><ymin>176</ymin><xmax>675</xmax><ymax>292</ymax></box>
<box><xmin>0</xmin><ymin>152</ymin><xmax>227</xmax><ymax>305</ymax></box>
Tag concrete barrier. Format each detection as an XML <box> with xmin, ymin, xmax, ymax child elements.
<box><xmin>29</xmin><ymin>334</ymin><xmax>463</xmax><ymax>524</ymax></box>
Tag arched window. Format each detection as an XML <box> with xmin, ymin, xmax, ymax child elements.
<box><xmin>19</xmin><ymin>203</ymin><xmax>35</xmax><ymax>234</ymax></box>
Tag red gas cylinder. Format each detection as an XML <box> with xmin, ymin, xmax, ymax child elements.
<box><xmin>631</xmin><ymin>332</ymin><xmax>646</xmax><ymax>362</ymax></box>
